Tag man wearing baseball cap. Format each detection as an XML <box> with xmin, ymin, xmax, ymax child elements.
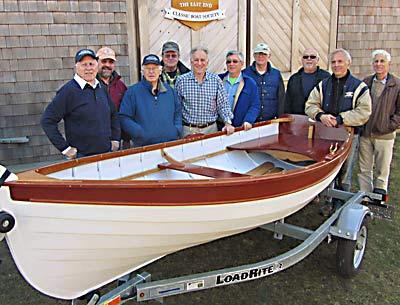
<box><xmin>160</xmin><ymin>41</ymin><xmax>190</xmax><ymax>88</ymax></box>
<box><xmin>41</xmin><ymin>48</ymin><xmax>120</xmax><ymax>158</ymax></box>
<box><xmin>96</xmin><ymin>46</ymin><xmax>129</xmax><ymax>148</ymax></box>
<box><xmin>243</xmin><ymin>42</ymin><xmax>285</xmax><ymax>122</ymax></box>
<box><xmin>119</xmin><ymin>54</ymin><xmax>182</xmax><ymax>147</ymax></box>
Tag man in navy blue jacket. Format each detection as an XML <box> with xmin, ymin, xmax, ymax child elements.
<box><xmin>243</xmin><ymin>43</ymin><xmax>285</xmax><ymax>122</ymax></box>
<box><xmin>41</xmin><ymin>49</ymin><xmax>120</xmax><ymax>158</ymax></box>
<box><xmin>219</xmin><ymin>50</ymin><xmax>260</xmax><ymax>130</ymax></box>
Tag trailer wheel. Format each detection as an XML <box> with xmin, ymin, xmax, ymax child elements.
<box><xmin>0</xmin><ymin>212</ymin><xmax>15</xmax><ymax>233</ymax></box>
<box><xmin>336</xmin><ymin>218</ymin><xmax>368</xmax><ymax>278</ymax></box>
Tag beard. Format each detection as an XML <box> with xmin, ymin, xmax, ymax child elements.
<box><xmin>99</xmin><ymin>68</ymin><xmax>112</xmax><ymax>78</ymax></box>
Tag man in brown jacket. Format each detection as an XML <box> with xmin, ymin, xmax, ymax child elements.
<box><xmin>358</xmin><ymin>50</ymin><xmax>400</xmax><ymax>195</ymax></box>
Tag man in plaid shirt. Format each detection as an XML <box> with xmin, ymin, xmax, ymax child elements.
<box><xmin>175</xmin><ymin>46</ymin><xmax>234</xmax><ymax>137</ymax></box>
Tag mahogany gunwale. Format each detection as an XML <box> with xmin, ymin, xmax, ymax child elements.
<box><xmin>33</xmin><ymin>119</ymin><xmax>287</xmax><ymax>176</ymax></box>
<box><xmin>6</xmin><ymin>142</ymin><xmax>350</xmax><ymax>206</ymax></box>
<box><xmin>5</xmin><ymin>115</ymin><xmax>352</xmax><ymax>206</ymax></box>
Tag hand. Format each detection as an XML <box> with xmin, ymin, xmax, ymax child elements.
<box><xmin>320</xmin><ymin>114</ymin><xmax>337</xmax><ymax>127</ymax></box>
<box><xmin>63</xmin><ymin>146</ymin><xmax>77</xmax><ymax>159</ymax></box>
<box><xmin>222</xmin><ymin>123</ymin><xmax>235</xmax><ymax>135</ymax></box>
<box><xmin>242</xmin><ymin>122</ymin><xmax>252</xmax><ymax>131</ymax></box>
<box><xmin>111</xmin><ymin>141</ymin><xmax>120</xmax><ymax>151</ymax></box>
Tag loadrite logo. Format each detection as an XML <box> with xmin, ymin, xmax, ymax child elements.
<box><xmin>215</xmin><ymin>264</ymin><xmax>282</xmax><ymax>285</ymax></box>
<box><xmin>164</xmin><ymin>0</ymin><xmax>225</xmax><ymax>30</ymax></box>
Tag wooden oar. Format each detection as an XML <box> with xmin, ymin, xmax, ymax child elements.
<box><xmin>246</xmin><ymin>162</ymin><xmax>275</xmax><ymax>176</ymax></box>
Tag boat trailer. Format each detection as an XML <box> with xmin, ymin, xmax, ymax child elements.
<box><xmin>65</xmin><ymin>187</ymin><xmax>391</xmax><ymax>305</ymax></box>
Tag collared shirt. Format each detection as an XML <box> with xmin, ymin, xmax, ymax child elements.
<box><xmin>74</xmin><ymin>73</ymin><xmax>99</xmax><ymax>89</ymax></box>
<box><xmin>175</xmin><ymin>71</ymin><xmax>233</xmax><ymax>124</ymax></box>
<box><xmin>373</xmin><ymin>75</ymin><xmax>387</xmax><ymax>85</ymax></box>
<box><xmin>223</xmin><ymin>73</ymin><xmax>242</xmax><ymax>109</ymax></box>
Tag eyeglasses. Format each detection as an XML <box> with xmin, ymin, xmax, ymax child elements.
<box><xmin>164</xmin><ymin>53</ymin><xmax>178</xmax><ymax>59</ymax></box>
<box><xmin>226</xmin><ymin>59</ymin><xmax>240</xmax><ymax>64</ymax></box>
<box><xmin>302</xmin><ymin>55</ymin><xmax>317</xmax><ymax>59</ymax></box>
<box><xmin>78</xmin><ymin>62</ymin><xmax>97</xmax><ymax>68</ymax></box>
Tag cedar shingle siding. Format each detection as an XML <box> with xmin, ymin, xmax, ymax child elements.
<box><xmin>337</xmin><ymin>0</ymin><xmax>400</xmax><ymax>78</ymax></box>
<box><xmin>0</xmin><ymin>0</ymin><xmax>398</xmax><ymax>166</ymax></box>
<box><xmin>0</xmin><ymin>0</ymin><xmax>129</xmax><ymax>165</ymax></box>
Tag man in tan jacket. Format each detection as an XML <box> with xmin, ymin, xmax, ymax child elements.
<box><xmin>305</xmin><ymin>48</ymin><xmax>371</xmax><ymax>192</ymax></box>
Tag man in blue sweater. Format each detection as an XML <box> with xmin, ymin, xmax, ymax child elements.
<box><xmin>119</xmin><ymin>54</ymin><xmax>182</xmax><ymax>147</ymax></box>
<box><xmin>41</xmin><ymin>48</ymin><xmax>121</xmax><ymax>158</ymax></box>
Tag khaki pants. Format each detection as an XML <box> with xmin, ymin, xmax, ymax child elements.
<box><xmin>182</xmin><ymin>123</ymin><xmax>218</xmax><ymax>137</ymax></box>
<box><xmin>358</xmin><ymin>135</ymin><xmax>395</xmax><ymax>192</ymax></box>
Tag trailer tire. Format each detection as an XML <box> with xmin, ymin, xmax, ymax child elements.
<box><xmin>336</xmin><ymin>218</ymin><xmax>368</xmax><ymax>278</ymax></box>
<box><xmin>0</xmin><ymin>212</ymin><xmax>15</xmax><ymax>233</ymax></box>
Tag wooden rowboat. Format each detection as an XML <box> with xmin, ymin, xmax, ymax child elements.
<box><xmin>0</xmin><ymin>115</ymin><xmax>352</xmax><ymax>300</ymax></box>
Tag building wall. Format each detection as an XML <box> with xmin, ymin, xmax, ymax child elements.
<box><xmin>0</xmin><ymin>0</ymin><xmax>130</xmax><ymax>165</ymax></box>
<box><xmin>337</xmin><ymin>0</ymin><xmax>400</xmax><ymax>78</ymax></box>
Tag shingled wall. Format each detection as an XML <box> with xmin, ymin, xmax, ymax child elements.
<box><xmin>337</xmin><ymin>0</ymin><xmax>400</xmax><ymax>78</ymax></box>
<box><xmin>0</xmin><ymin>1</ymin><xmax>129</xmax><ymax>166</ymax></box>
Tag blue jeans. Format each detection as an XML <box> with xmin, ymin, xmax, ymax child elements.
<box><xmin>338</xmin><ymin>134</ymin><xmax>359</xmax><ymax>191</ymax></box>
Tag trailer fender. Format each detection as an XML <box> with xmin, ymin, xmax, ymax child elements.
<box><xmin>329</xmin><ymin>203</ymin><xmax>371</xmax><ymax>241</ymax></box>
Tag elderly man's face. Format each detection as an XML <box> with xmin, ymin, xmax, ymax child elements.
<box><xmin>373</xmin><ymin>54</ymin><xmax>390</xmax><ymax>78</ymax></box>
<box><xmin>301</xmin><ymin>49</ymin><xmax>319</xmax><ymax>73</ymax></box>
<box><xmin>76</xmin><ymin>56</ymin><xmax>98</xmax><ymax>83</ymax></box>
<box><xmin>142</xmin><ymin>63</ymin><xmax>161</xmax><ymax>83</ymax></box>
<box><xmin>98</xmin><ymin>58</ymin><xmax>116</xmax><ymax>79</ymax></box>
<box><xmin>191</xmin><ymin>50</ymin><xmax>208</xmax><ymax>76</ymax></box>
<box><xmin>162</xmin><ymin>51</ymin><xmax>179</xmax><ymax>70</ymax></box>
<box><xmin>331</xmin><ymin>52</ymin><xmax>350</xmax><ymax>78</ymax></box>
<box><xmin>254</xmin><ymin>52</ymin><xmax>270</xmax><ymax>66</ymax></box>
<box><xmin>226</xmin><ymin>54</ymin><xmax>243</xmax><ymax>77</ymax></box>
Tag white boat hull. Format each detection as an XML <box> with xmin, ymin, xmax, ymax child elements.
<box><xmin>0</xmin><ymin>167</ymin><xmax>339</xmax><ymax>300</ymax></box>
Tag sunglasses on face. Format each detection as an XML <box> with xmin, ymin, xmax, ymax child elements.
<box><xmin>302</xmin><ymin>55</ymin><xmax>317</xmax><ymax>59</ymax></box>
<box><xmin>164</xmin><ymin>54</ymin><xmax>178</xmax><ymax>59</ymax></box>
<box><xmin>226</xmin><ymin>59</ymin><xmax>240</xmax><ymax>64</ymax></box>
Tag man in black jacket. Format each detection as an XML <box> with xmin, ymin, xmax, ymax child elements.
<box><xmin>284</xmin><ymin>48</ymin><xmax>330</xmax><ymax>114</ymax></box>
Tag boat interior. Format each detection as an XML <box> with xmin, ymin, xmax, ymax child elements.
<box><xmin>17</xmin><ymin>117</ymin><xmax>348</xmax><ymax>183</ymax></box>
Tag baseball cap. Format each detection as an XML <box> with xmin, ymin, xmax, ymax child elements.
<box><xmin>75</xmin><ymin>48</ymin><xmax>98</xmax><ymax>63</ymax></box>
<box><xmin>162</xmin><ymin>41</ymin><xmax>180</xmax><ymax>54</ymax></box>
<box><xmin>96</xmin><ymin>47</ymin><xmax>117</xmax><ymax>61</ymax></box>
<box><xmin>253</xmin><ymin>43</ymin><xmax>271</xmax><ymax>54</ymax></box>
<box><xmin>142</xmin><ymin>54</ymin><xmax>161</xmax><ymax>66</ymax></box>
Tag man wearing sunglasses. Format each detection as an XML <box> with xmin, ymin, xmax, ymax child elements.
<box><xmin>306</xmin><ymin>48</ymin><xmax>371</xmax><ymax>193</ymax></box>
<box><xmin>218</xmin><ymin>50</ymin><xmax>260</xmax><ymax>130</ymax></box>
<box><xmin>41</xmin><ymin>48</ymin><xmax>120</xmax><ymax>159</ymax></box>
<box><xmin>243</xmin><ymin>42</ymin><xmax>285</xmax><ymax>122</ymax></box>
<box><xmin>284</xmin><ymin>48</ymin><xmax>330</xmax><ymax>115</ymax></box>
<box><xmin>160</xmin><ymin>41</ymin><xmax>190</xmax><ymax>88</ymax></box>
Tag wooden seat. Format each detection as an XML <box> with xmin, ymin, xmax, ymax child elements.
<box><xmin>158</xmin><ymin>162</ymin><xmax>248</xmax><ymax>179</ymax></box>
<box><xmin>227</xmin><ymin>134</ymin><xmax>342</xmax><ymax>162</ymax></box>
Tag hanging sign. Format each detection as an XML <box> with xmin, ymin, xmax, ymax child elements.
<box><xmin>164</xmin><ymin>0</ymin><xmax>226</xmax><ymax>31</ymax></box>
